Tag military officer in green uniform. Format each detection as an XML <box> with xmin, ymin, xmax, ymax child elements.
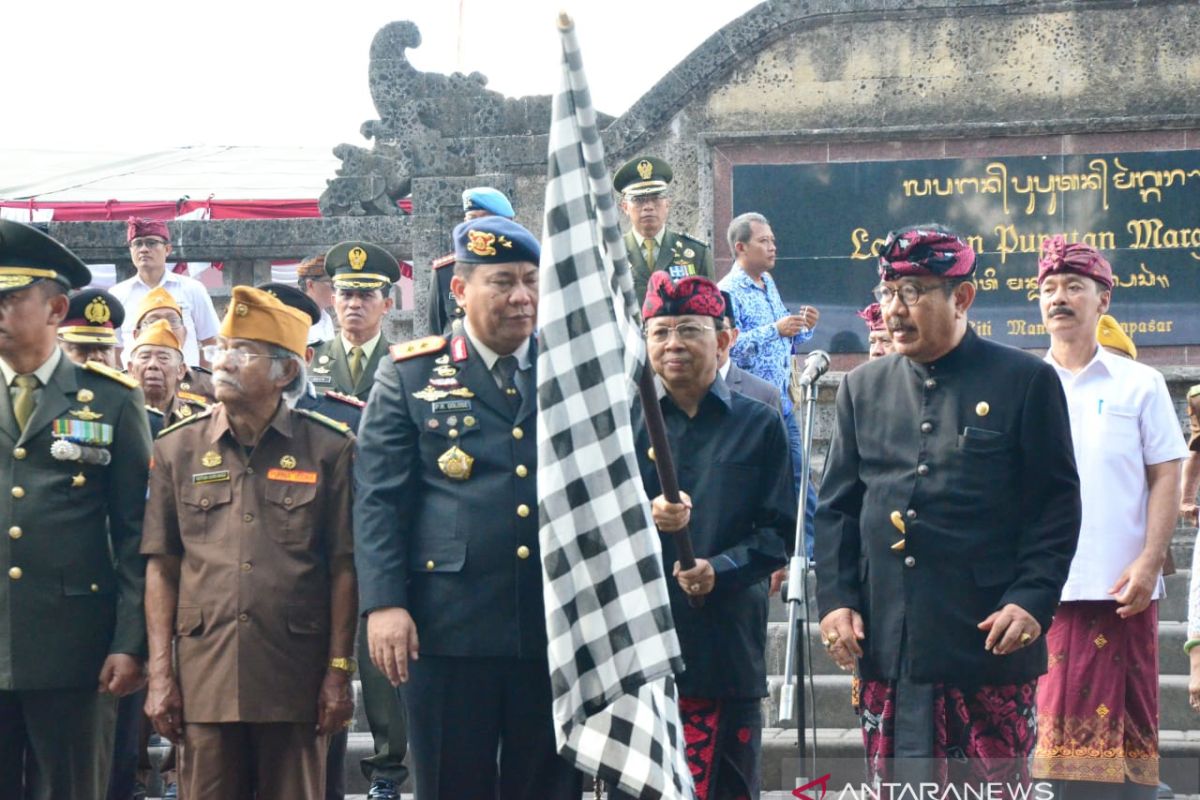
<box><xmin>310</xmin><ymin>242</ymin><xmax>401</xmax><ymax>403</ymax></box>
<box><xmin>613</xmin><ymin>155</ymin><xmax>714</xmax><ymax>303</ymax></box>
<box><xmin>0</xmin><ymin>220</ymin><xmax>153</xmax><ymax>798</ymax></box>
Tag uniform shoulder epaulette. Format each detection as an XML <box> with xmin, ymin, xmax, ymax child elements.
<box><xmin>178</xmin><ymin>390</ymin><xmax>209</xmax><ymax>407</ymax></box>
<box><xmin>1188</xmin><ymin>384</ymin><xmax>1200</xmax><ymax>399</ymax></box>
<box><xmin>677</xmin><ymin>231</ymin><xmax>709</xmax><ymax>247</ymax></box>
<box><xmin>145</xmin><ymin>405</ymin><xmax>164</xmax><ymax>417</ymax></box>
<box><xmin>431</xmin><ymin>253</ymin><xmax>456</xmax><ymax>270</ymax></box>
<box><xmin>157</xmin><ymin>407</ymin><xmax>214</xmax><ymax>438</ymax></box>
<box><xmin>323</xmin><ymin>390</ymin><xmax>366</xmax><ymax>409</ymax></box>
<box><xmin>390</xmin><ymin>335</ymin><xmax>447</xmax><ymax>362</ymax></box>
<box><xmin>83</xmin><ymin>360</ymin><xmax>139</xmax><ymax>389</ymax></box>
<box><xmin>295</xmin><ymin>407</ymin><xmax>352</xmax><ymax>436</ymax></box>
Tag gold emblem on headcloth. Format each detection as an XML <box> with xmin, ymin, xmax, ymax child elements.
<box><xmin>636</xmin><ymin>160</ymin><xmax>653</xmax><ymax>180</ymax></box>
<box><xmin>467</xmin><ymin>230</ymin><xmax>497</xmax><ymax>257</ymax></box>
<box><xmin>84</xmin><ymin>297</ymin><xmax>111</xmax><ymax>324</ymax></box>
<box><xmin>348</xmin><ymin>247</ymin><xmax>368</xmax><ymax>271</ymax></box>
<box><xmin>234</xmin><ymin>303</ymin><xmax>249</xmax><ymax>317</ymax></box>
<box><xmin>437</xmin><ymin>446</ymin><xmax>474</xmax><ymax>480</ymax></box>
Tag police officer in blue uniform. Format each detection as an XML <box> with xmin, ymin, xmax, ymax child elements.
<box><xmin>426</xmin><ymin>187</ymin><xmax>516</xmax><ymax>335</ymax></box>
<box><xmin>355</xmin><ymin>216</ymin><xmax>580</xmax><ymax>799</ymax></box>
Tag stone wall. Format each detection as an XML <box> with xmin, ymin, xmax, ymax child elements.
<box><xmin>44</xmin><ymin>0</ymin><xmax>1200</xmax><ymax>351</ymax></box>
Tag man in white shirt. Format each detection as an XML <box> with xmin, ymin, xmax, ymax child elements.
<box><xmin>296</xmin><ymin>254</ymin><xmax>337</xmax><ymax>344</ymax></box>
<box><xmin>110</xmin><ymin>218</ymin><xmax>221</xmax><ymax>369</ymax></box>
<box><xmin>1031</xmin><ymin>236</ymin><xmax>1186</xmax><ymax>800</ymax></box>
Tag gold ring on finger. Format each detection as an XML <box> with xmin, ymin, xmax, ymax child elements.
<box><xmin>827</xmin><ymin>632</ymin><xmax>840</xmax><ymax>644</ymax></box>
<box><xmin>689</xmin><ymin>583</ymin><xmax>700</xmax><ymax>593</ymax></box>
<box><xmin>1020</xmin><ymin>632</ymin><xmax>1032</xmax><ymax>644</ymax></box>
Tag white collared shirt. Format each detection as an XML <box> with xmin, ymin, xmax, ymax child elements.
<box><xmin>309</xmin><ymin>309</ymin><xmax>336</xmax><ymax>345</ymax></box>
<box><xmin>1046</xmin><ymin>346</ymin><xmax>1188</xmax><ymax>601</ymax></box>
<box><xmin>111</xmin><ymin>270</ymin><xmax>221</xmax><ymax>367</ymax></box>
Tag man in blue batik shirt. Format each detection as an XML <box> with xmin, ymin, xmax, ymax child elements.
<box><xmin>719</xmin><ymin>212</ymin><xmax>821</xmax><ymax>558</ymax></box>
<box><xmin>719</xmin><ymin>213</ymin><xmax>819</xmax><ymax>394</ymax></box>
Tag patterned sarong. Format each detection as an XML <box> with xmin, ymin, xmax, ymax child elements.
<box><xmin>1032</xmin><ymin>600</ymin><xmax>1159</xmax><ymax>785</ymax></box>
<box><xmin>861</xmin><ymin>678</ymin><xmax>1038</xmax><ymax>789</ymax></box>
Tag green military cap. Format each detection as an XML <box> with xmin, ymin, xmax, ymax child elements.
<box><xmin>324</xmin><ymin>241</ymin><xmax>400</xmax><ymax>291</ymax></box>
<box><xmin>0</xmin><ymin>220</ymin><xmax>91</xmax><ymax>294</ymax></box>
<box><xmin>613</xmin><ymin>155</ymin><xmax>673</xmax><ymax>198</ymax></box>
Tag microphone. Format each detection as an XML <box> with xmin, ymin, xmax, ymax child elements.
<box><xmin>50</xmin><ymin>439</ymin><xmax>112</xmax><ymax>466</ymax></box>
<box><xmin>795</xmin><ymin>350</ymin><xmax>830</xmax><ymax>387</ymax></box>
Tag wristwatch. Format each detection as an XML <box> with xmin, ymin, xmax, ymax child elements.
<box><xmin>328</xmin><ymin>657</ymin><xmax>358</xmax><ymax>675</ymax></box>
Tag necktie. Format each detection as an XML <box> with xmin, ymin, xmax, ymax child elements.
<box><xmin>13</xmin><ymin>375</ymin><xmax>39</xmax><ymax>432</ymax></box>
<box><xmin>643</xmin><ymin>237</ymin><xmax>656</xmax><ymax>267</ymax></box>
<box><xmin>348</xmin><ymin>346</ymin><xmax>364</xmax><ymax>386</ymax></box>
<box><xmin>494</xmin><ymin>355</ymin><xmax>521</xmax><ymax>413</ymax></box>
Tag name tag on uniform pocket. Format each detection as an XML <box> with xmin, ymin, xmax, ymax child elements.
<box><xmin>192</xmin><ymin>470</ymin><xmax>230</xmax><ymax>484</ymax></box>
<box><xmin>267</xmin><ymin>468</ymin><xmax>318</xmax><ymax>484</ymax></box>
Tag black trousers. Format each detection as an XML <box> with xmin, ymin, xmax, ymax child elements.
<box><xmin>401</xmin><ymin>655</ymin><xmax>581</xmax><ymax>800</ymax></box>
<box><xmin>0</xmin><ymin>687</ymin><xmax>117</xmax><ymax>800</ymax></box>
<box><xmin>106</xmin><ymin>688</ymin><xmax>146</xmax><ymax>800</ymax></box>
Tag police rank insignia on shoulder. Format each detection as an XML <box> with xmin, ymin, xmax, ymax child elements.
<box><xmin>294</xmin><ymin>407</ymin><xmax>352</xmax><ymax>436</ymax></box>
<box><xmin>390</xmin><ymin>336</ymin><xmax>446</xmax><ymax>362</ymax></box>
<box><xmin>83</xmin><ymin>360</ymin><xmax>139</xmax><ymax>388</ymax></box>
<box><xmin>324</xmin><ymin>390</ymin><xmax>366</xmax><ymax>409</ymax></box>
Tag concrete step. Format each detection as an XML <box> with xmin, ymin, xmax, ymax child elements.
<box><xmin>766</xmin><ymin>620</ymin><xmax>1196</xmax><ymax>677</ymax></box>
<box><xmin>770</xmin><ymin>569</ymin><xmax>1193</xmax><ymax>624</ymax></box>
<box><xmin>763</xmin><ymin>673</ymin><xmax>1200</xmax><ymax>732</ymax></box>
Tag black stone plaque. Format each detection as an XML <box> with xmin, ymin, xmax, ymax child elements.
<box><xmin>732</xmin><ymin>151</ymin><xmax>1200</xmax><ymax>351</ymax></box>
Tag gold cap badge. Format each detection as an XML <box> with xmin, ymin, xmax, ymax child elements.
<box><xmin>636</xmin><ymin>159</ymin><xmax>653</xmax><ymax>180</ymax></box>
<box><xmin>234</xmin><ymin>303</ymin><xmax>249</xmax><ymax>317</ymax></box>
<box><xmin>467</xmin><ymin>230</ymin><xmax>497</xmax><ymax>257</ymax></box>
<box><xmin>84</xmin><ymin>297</ymin><xmax>111</xmax><ymax>324</ymax></box>
<box><xmin>348</xmin><ymin>246</ymin><xmax>368</xmax><ymax>271</ymax></box>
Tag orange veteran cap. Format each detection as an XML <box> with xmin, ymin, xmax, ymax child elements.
<box><xmin>135</xmin><ymin>286</ymin><xmax>182</xmax><ymax>326</ymax></box>
<box><xmin>131</xmin><ymin>319</ymin><xmax>183</xmax><ymax>354</ymax></box>
<box><xmin>220</xmin><ymin>286</ymin><xmax>310</xmax><ymax>357</ymax></box>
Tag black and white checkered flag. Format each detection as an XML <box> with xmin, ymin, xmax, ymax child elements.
<box><xmin>537</xmin><ymin>14</ymin><xmax>694</xmax><ymax>800</ymax></box>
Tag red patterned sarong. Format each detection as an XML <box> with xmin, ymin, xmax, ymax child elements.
<box><xmin>1033</xmin><ymin>600</ymin><xmax>1159</xmax><ymax>785</ymax></box>
<box><xmin>861</xmin><ymin>679</ymin><xmax>1038</xmax><ymax>788</ymax></box>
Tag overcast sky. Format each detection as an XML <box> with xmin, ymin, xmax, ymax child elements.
<box><xmin>3</xmin><ymin>0</ymin><xmax>760</xmax><ymax>153</ymax></box>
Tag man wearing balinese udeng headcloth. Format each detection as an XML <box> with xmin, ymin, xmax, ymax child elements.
<box><xmin>815</xmin><ymin>223</ymin><xmax>1081</xmax><ymax>790</ymax></box>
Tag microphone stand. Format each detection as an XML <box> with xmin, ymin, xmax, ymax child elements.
<box><xmin>777</xmin><ymin>357</ymin><xmax>826</xmax><ymax>780</ymax></box>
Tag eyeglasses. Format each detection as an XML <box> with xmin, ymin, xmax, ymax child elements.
<box><xmin>201</xmin><ymin>345</ymin><xmax>289</xmax><ymax>367</ymax></box>
<box><xmin>872</xmin><ymin>282</ymin><xmax>948</xmax><ymax>307</ymax></box>
<box><xmin>645</xmin><ymin>322</ymin><xmax>714</xmax><ymax>343</ymax></box>
<box><xmin>129</xmin><ymin>238</ymin><xmax>167</xmax><ymax>249</ymax></box>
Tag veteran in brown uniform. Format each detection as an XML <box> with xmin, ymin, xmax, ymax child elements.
<box><xmin>132</xmin><ymin>286</ymin><xmax>216</xmax><ymax>405</ymax></box>
<box><xmin>142</xmin><ymin>286</ymin><xmax>357</xmax><ymax>799</ymax></box>
<box><xmin>0</xmin><ymin>221</ymin><xmax>152</xmax><ymax>799</ymax></box>
<box><xmin>127</xmin><ymin>320</ymin><xmax>207</xmax><ymax>426</ymax></box>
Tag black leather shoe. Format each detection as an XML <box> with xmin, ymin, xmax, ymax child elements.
<box><xmin>367</xmin><ymin>778</ymin><xmax>400</xmax><ymax>800</ymax></box>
